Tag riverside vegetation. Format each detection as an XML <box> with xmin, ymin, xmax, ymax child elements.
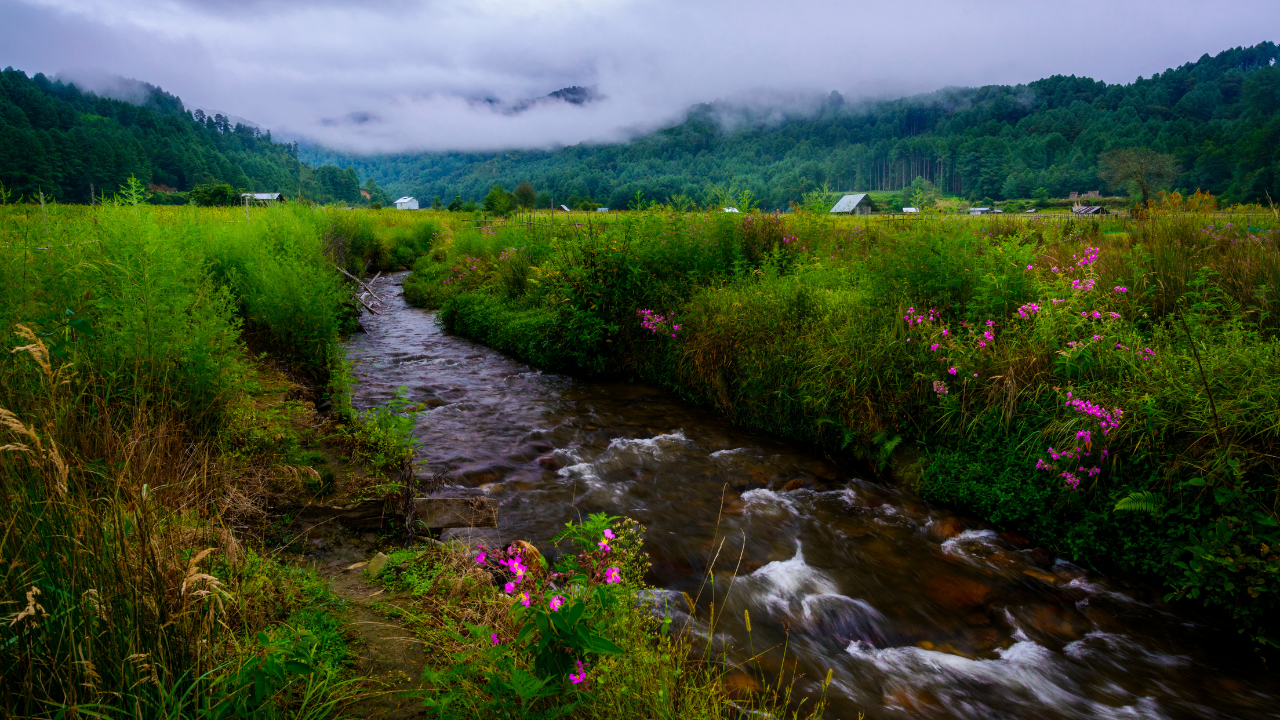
<box><xmin>0</xmin><ymin>190</ymin><xmax>802</xmax><ymax>718</ymax></box>
<box><xmin>403</xmin><ymin>198</ymin><xmax>1280</xmax><ymax>648</ymax></box>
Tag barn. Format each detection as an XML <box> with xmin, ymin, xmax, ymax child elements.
<box><xmin>829</xmin><ymin>194</ymin><xmax>870</xmax><ymax>215</ymax></box>
<box><xmin>394</xmin><ymin>196</ymin><xmax>419</xmax><ymax>210</ymax></box>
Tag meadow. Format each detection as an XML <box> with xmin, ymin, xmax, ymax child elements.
<box><xmin>404</xmin><ymin>199</ymin><xmax>1280</xmax><ymax>648</ymax></box>
<box><xmin>0</xmin><ymin>194</ymin><xmax>788</xmax><ymax>719</ymax></box>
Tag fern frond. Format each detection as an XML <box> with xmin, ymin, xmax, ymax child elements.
<box><xmin>1114</xmin><ymin>491</ymin><xmax>1161</xmax><ymax>515</ymax></box>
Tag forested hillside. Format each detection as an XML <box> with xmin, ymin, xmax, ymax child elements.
<box><xmin>303</xmin><ymin>42</ymin><xmax>1280</xmax><ymax>210</ymax></box>
<box><xmin>0</xmin><ymin>68</ymin><xmax>387</xmax><ymax>205</ymax></box>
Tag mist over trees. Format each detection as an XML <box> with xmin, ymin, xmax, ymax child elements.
<box><xmin>0</xmin><ymin>68</ymin><xmax>380</xmax><ymax>205</ymax></box>
<box><xmin>303</xmin><ymin>42</ymin><xmax>1280</xmax><ymax>208</ymax></box>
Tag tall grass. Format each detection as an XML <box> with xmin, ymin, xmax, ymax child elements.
<box><xmin>0</xmin><ymin>201</ymin><xmax>358</xmax><ymax>716</ymax></box>
<box><xmin>405</xmin><ymin>206</ymin><xmax>1280</xmax><ymax>646</ymax></box>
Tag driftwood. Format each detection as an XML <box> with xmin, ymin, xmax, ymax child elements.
<box><xmin>333</xmin><ymin>263</ymin><xmax>386</xmax><ymax>304</ymax></box>
<box><xmin>303</xmin><ymin>496</ymin><xmax>498</xmax><ymax>531</ymax></box>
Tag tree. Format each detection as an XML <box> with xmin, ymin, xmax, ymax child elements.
<box><xmin>483</xmin><ymin>184</ymin><xmax>516</xmax><ymax>215</ymax></box>
<box><xmin>189</xmin><ymin>183</ymin><xmax>240</xmax><ymax>206</ymax></box>
<box><xmin>447</xmin><ymin>196</ymin><xmax>463</xmax><ymax>212</ymax></box>
<box><xmin>363</xmin><ymin>178</ymin><xmax>391</xmax><ymax>206</ymax></box>
<box><xmin>513</xmin><ymin>181</ymin><xmax>536</xmax><ymax>209</ymax></box>
<box><xmin>1098</xmin><ymin>148</ymin><xmax>1180</xmax><ymax>207</ymax></box>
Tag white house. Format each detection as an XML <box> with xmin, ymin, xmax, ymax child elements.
<box><xmin>902</xmin><ymin>207</ymin><xmax>919</xmax><ymax>213</ymax></box>
<box><xmin>969</xmin><ymin>207</ymin><xmax>992</xmax><ymax>215</ymax></box>
<box><xmin>559</xmin><ymin>205</ymin><xmax>571</xmax><ymax>212</ymax></box>
<box><xmin>394</xmin><ymin>196</ymin><xmax>419</xmax><ymax>210</ymax></box>
<box><xmin>241</xmin><ymin>192</ymin><xmax>282</xmax><ymax>205</ymax></box>
<box><xmin>829</xmin><ymin>194</ymin><xmax>870</xmax><ymax>215</ymax></box>
<box><xmin>597</xmin><ymin>207</ymin><xmax>609</xmax><ymax>212</ymax></box>
<box><xmin>722</xmin><ymin>207</ymin><xmax>741</xmax><ymax>213</ymax></box>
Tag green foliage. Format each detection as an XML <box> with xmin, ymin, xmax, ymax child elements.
<box><xmin>191</xmin><ymin>183</ymin><xmax>242</xmax><ymax>207</ymax></box>
<box><xmin>484</xmin><ymin>184</ymin><xmax>517</xmax><ymax>215</ymax></box>
<box><xmin>1115</xmin><ymin>490</ymin><xmax>1162</xmax><ymax>514</ymax></box>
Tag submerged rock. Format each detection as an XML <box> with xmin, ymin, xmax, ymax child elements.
<box><xmin>924</xmin><ymin>575</ymin><xmax>995</xmax><ymax>608</ymax></box>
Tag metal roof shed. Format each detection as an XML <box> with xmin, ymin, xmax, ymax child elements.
<box><xmin>829</xmin><ymin>194</ymin><xmax>870</xmax><ymax>215</ymax></box>
<box><xmin>394</xmin><ymin>196</ymin><xmax>419</xmax><ymax>210</ymax></box>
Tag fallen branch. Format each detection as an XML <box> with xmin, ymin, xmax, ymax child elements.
<box><xmin>332</xmin><ymin>263</ymin><xmax>386</xmax><ymax>303</ymax></box>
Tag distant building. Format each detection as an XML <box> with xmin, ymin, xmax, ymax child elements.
<box><xmin>597</xmin><ymin>207</ymin><xmax>609</xmax><ymax>212</ymax></box>
<box><xmin>241</xmin><ymin>192</ymin><xmax>283</xmax><ymax>205</ymax></box>
<box><xmin>1026</xmin><ymin>208</ymin><xmax>1038</xmax><ymax>213</ymax></box>
<box><xmin>969</xmin><ymin>207</ymin><xmax>992</xmax><ymax>215</ymax></box>
<box><xmin>1087</xmin><ymin>190</ymin><xmax>1100</xmax><ymax>198</ymax></box>
<box><xmin>394</xmin><ymin>196</ymin><xmax>419</xmax><ymax>210</ymax></box>
<box><xmin>829</xmin><ymin>194</ymin><xmax>870</xmax><ymax>215</ymax></box>
<box><xmin>1069</xmin><ymin>192</ymin><xmax>1079</xmax><ymax>200</ymax></box>
<box><xmin>1072</xmin><ymin>206</ymin><xmax>1104</xmax><ymax>214</ymax></box>
<box><xmin>559</xmin><ymin>205</ymin><xmax>571</xmax><ymax>212</ymax></box>
<box><xmin>723</xmin><ymin>207</ymin><xmax>741</xmax><ymax>213</ymax></box>
<box><xmin>902</xmin><ymin>207</ymin><xmax>919</xmax><ymax>213</ymax></box>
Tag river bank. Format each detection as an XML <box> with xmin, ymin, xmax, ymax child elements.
<box><xmin>403</xmin><ymin>204</ymin><xmax>1280</xmax><ymax>653</ymax></box>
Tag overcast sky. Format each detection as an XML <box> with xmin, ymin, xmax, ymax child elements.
<box><xmin>1</xmin><ymin>0</ymin><xmax>1276</xmax><ymax>154</ymax></box>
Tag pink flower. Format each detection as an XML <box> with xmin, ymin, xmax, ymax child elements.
<box><xmin>476</xmin><ymin>552</ymin><xmax>487</xmax><ymax>564</ymax></box>
<box><xmin>504</xmin><ymin>582</ymin><xmax>516</xmax><ymax>594</ymax></box>
<box><xmin>549</xmin><ymin>595</ymin><xmax>565</xmax><ymax>611</ymax></box>
<box><xmin>570</xmin><ymin>660</ymin><xmax>587</xmax><ymax>684</ymax></box>
<box><xmin>948</xmin><ymin>367</ymin><xmax>957</xmax><ymax>375</ymax></box>
<box><xmin>520</xmin><ymin>591</ymin><xmax>531</xmax><ymax>607</ymax></box>
<box><xmin>598</xmin><ymin>541</ymin><xmax>611</xmax><ymax>553</ymax></box>
<box><xmin>929</xmin><ymin>343</ymin><xmax>939</xmax><ymax>351</ymax></box>
<box><xmin>605</xmin><ymin>567</ymin><xmax>622</xmax><ymax>584</ymax></box>
<box><xmin>1114</xmin><ymin>286</ymin><xmax>1128</xmax><ymax>293</ymax></box>
<box><xmin>1027</xmin><ymin>264</ymin><xmax>1033</xmax><ymax>270</ymax></box>
<box><xmin>490</xmin><ymin>633</ymin><xmax>501</xmax><ymax>645</ymax></box>
<box><xmin>603</xmin><ymin>529</ymin><xmax>615</xmax><ymax>540</ymax></box>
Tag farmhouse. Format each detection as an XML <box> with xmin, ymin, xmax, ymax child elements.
<box><xmin>394</xmin><ymin>196</ymin><xmax>419</xmax><ymax>210</ymax></box>
<box><xmin>829</xmin><ymin>194</ymin><xmax>870</xmax><ymax>215</ymax></box>
<box><xmin>241</xmin><ymin>192</ymin><xmax>283</xmax><ymax>205</ymax></box>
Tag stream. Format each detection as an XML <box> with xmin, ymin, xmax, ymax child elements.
<box><xmin>342</xmin><ymin>273</ymin><xmax>1278</xmax><ymax>719</ymax></box>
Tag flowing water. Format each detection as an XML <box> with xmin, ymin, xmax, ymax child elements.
<box><xmin>343</xmin><ymin>274</ymin><xmax>1278</xmax><ymax>719</ymax></box>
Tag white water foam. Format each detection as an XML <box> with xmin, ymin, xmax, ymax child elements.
<box><xmin>558</xmin><ymin>431</ymin><xmax>690</xmax><ymax>501</ymax></box>
<box><xmin>940</xmin><ymin>529</ymin><xmax>1004</xmax><ymax>565</ymax></box>
<box><xmin>739</xmin><ymin>488</ymin><xmax>798</xmax><ymax>514</ymax></box>
<box><xmin>846</xmin><ymin>639</ymin><xmax>1172</xmax><ymax>719</ymax></box>
<box><xmin>747</xmin><ymin>542</ymin><xmax>838</xmax><ymax>615</ymax></box>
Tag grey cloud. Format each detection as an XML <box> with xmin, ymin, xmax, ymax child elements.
<box><xmin>2</xmin><ymin>0</ymin><xmax>1277</xmax><ymax>154</ymax></box>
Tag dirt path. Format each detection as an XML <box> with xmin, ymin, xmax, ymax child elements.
<box><xmin>320</xmin><ymin>556</ymin><xmax>428</xmax><ymax>720</ymax></box>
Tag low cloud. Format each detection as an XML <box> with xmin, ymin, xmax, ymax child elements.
<box><xmin>2</xmin><ymin>0</ymin><xmax>1275</xmax><ymax>153</ymax></box>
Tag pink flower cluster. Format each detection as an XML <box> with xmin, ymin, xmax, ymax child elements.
<box><xmin>497</xmin><ymin>246</ymin><xmax>526</xmax><ymax>262</ymax></box>
<box><xmin>638</xmin><ymin>308</ymin><xmax>681</xmax><ymax>337</ymax></box>
<box><xmin>1016</xmin><ymin>302</ymin><xmax>1042</xmax><ymax>318</ymax></box>
<box><xmin>903</xmin><ymin>307</ymin><xmax>940</xmax><ymax>327</ymax></box>
<box><xmin>932</xmin><ymin>380</ymin><xmax>949</xmax><ymax>396</ymax></box>
<box><xmin>1071</xmin><ymin>278</ymin><xmax>1096</xmax><ymax>292</ymax></box>
<box><xmin>1035</xmin><ymin>391</ymin><xmax>1122</xmax><ymax>489</ymax></box>
<box><xmin>1065</xmin><ymin>391</ymin><xmax>1123</xmax><ymax>436</ymax></box>
<box><xmin>1072</xmin><ymin>246</ymin><xmax>1100</xmax><ymax>267</ymax></box>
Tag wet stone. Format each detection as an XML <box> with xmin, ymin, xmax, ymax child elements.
<box><xmin>928</xmin><ymin>516</ymin><xmax>965</xmax><ymax>541</ymax></box>
<box><xmin>924</xmin><ymin>575</ymin><xmax>996</xmax><ymax>609</ymax></box>
<box><xmin>535</xmin><ymin>455</ymin><xmax>563</xmax><ymax>471</ymax></box>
